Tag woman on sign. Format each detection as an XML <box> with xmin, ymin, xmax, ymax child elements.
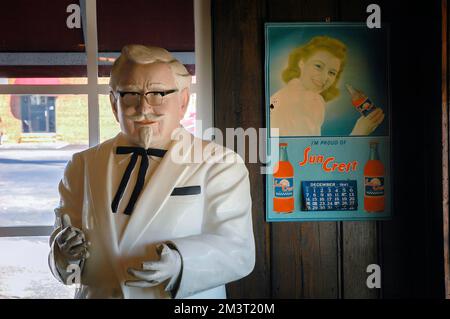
<box><xmin>270</xmin><ymin>35</ymin><xmax>384</xmax><ymax>137</ymax></box>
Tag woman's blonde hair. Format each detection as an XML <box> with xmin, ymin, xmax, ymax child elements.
<box><xmin>282</xmin><ymin>36</ymin><xmax>347</xmax><ymax>102</ymax></box>
<box><xmin>109</xmin><ymin>44</ymin><xmax>191</xmax><ymax>92</ymax></box>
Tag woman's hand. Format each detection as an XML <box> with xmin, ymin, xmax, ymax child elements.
<box><xmin>350</xmin><ymin>108</ymin><xmax>385</xmax><ymax>136</ymax></box>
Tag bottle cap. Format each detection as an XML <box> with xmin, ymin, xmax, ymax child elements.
<box><xmin>279</xmin><ymin>143</ymin><xmax>288</xmax><ymax>147</ymax></box>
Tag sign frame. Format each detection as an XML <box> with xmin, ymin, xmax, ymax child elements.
<box><xmin>265</xmin><ymin>22</ymin><xmax>392</xmax><ymax>222</ymax></box>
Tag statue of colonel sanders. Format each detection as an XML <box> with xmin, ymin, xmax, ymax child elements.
<box><xmin>48</xmin><ymin>45</ymin><xmax>255</xmax><ymax>299</ymax></box>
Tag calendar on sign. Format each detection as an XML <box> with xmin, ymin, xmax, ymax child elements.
<box><xmin>301</xmin><ymin>180</ymin><xmax>358</xmax><ymax>211</ymax></box>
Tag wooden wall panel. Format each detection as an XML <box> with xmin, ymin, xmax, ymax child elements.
<box><xmin>212</xmin><ymin>0</ymin><xmax>271</xmax><ymax>298</ymax></box>
<box><xmin>266</xmin><ymin>0</ymin><xmax>339</xmax><ymax>22</ymax></box>
<box><xmin>341</xmin><ymin>222</ymin><xmax>379</xmax><ymax>298</ymax></box>
<box><xmin>444</xmin><ymin>0</ymin><xmax>450</xmax><ymax>299</ymax></box>
<box><xmin>267</xmin><ymin>0</ymin><xmax>340</xmax><ymax>299</ymax></box>
<box><xmin>338</xmin><ymin>0</ymin><xmax>380</xmax><ymax>299</ymax></box>
<box><xmin>376</xmin><ymin>0</ymin><xmax>445</xmax><ymax>298</ymax></box>
<box><xmin>212</xmin><ymin>0</ymin><xmax>445</xmax><ymax>299</ymax></box>
<box><xmin>417</xmin><ymin>0</ymin><xmax>445</xmax><ymax>298</ymax></box>
<box><xmin>271</xmin><ymin>222</ymin><xmax>339</xmax><ymax>298</ymax></box>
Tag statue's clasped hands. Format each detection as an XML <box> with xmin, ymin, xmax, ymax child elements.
<box><xmin>125</xmin><ymin>243</ymin><xmax>182</xmax><ymax>291</ymax></box>
<box><xmin>54</xmin><ymin>214</ymin><xmax>90</xmax><ymax>263</ymax></box>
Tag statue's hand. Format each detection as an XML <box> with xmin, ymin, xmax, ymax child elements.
<box><xmin>125</xmin><ymin>243</ymin><xmax>182</xmax><ymax>292</ymax></box>
<box><xmin>54</xmin><ymin>214</ymin><xmax>89</xmax><ymax>263</ymax></box>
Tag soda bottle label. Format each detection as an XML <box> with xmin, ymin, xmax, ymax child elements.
<box><xmin>274</xmin><ymin>177</ymin><xmax>294</xmax><ymax>198</ymax></box>
<box><xmin>365</xmin><ymin>176</ymin><xmax>384</xmax><ymax>197</ymax></box>
<box><xmin>356</xmin><ymin>97</ymin><xmax>377</xmax><ymax>117</ymax></box>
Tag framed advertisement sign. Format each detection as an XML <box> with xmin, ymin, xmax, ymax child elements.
<box><xmin>265</xmin><ymin>22</ymin><xmax>391</xmax><ymax>222</ymax></box>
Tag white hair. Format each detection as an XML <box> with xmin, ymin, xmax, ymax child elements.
<box><xmin>109</xmin><ymin>44</ymin><xmax>191</xmax><ymax>92</ymax></box>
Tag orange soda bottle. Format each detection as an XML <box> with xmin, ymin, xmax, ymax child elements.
<box><xmin>273</xmin><ymin>143</ymin><xmax>294</xmax><ymax>213</ymax></box>
<box><xmin>346</xmin><ymin>84</ymin><xmax>378</xmax><ymax>117</ymax></box>
<box><xmin>364</xmin><ymin>141</ymin><xmax>385</xmax><ymax>212</ymax></box>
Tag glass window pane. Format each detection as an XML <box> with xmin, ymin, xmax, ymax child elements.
<box><xmin>99</xmin><ymin>94</ymin><xmax>120</xmax><ymax>143</ymax></box>
<box><xmin>0</xmin><ymin>236</ymin><xmax>75</xmax><ymax>299</ymax></box>
<box><xmin>181</xmin><ymin>93</ymin><xmax>197</xmax><ymax>135</ymax></box>
<box><xmin>0</xmin><ymin>94</ymin><xmax>89</xmax><ymax>145</ymax></box>
<box><xmin>0</xmin><ymin>94</ymin><xmax>88</xmax><ymax>227</ymax></box>
<box><xmin>98</xmin><ymin>77</ymin><xmax>110</xmax><ymax>85</ymax></box>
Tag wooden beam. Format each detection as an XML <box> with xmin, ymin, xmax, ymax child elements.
<box><xmin>442</xmin><ymin>0</ymin><xmax>450</xmax><ymax>300</ymax></box>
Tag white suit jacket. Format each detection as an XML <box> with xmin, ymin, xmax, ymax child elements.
<box><xmin>49</xmin><ymin>128</ymin><xmax>255</xmax><ymax>299</ymax></box>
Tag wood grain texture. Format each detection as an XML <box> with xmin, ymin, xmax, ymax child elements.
<box><xmin>211</xmin><ymin>0</ymin><xmax>445</xmax><ymax>298</ymax></box>
<box><xmin>267</xmin><ymin>0</ymin><xmax>341</xmax><ymax>299</ymax></box>
<box><xmin>377</xmin><ymin>0</ymin><xmax>445</xmax><ymax>298</ymax></box>
<box><xmin>271</xmin><ymin>222</ymin><xmax>339</xmax><ymax>298</ymax></box>
<box><xmin>338</xmin><ymin>0</ymin><xmax>380</xmax><ymax>299</ymax></box>
<box><xmin>267</xmin><ymin>0</ymin><xmax>339</xmax><ymax>22</ymax></box>
<box><xmin>212</xmin><ymin>0</ymin><xmax>271</xmax><ymax>298</ymax></box>
<box><xmin>342</xmin><ymin>222</ymin><xmax>379</xmax><ymax>298</ymax></box>
<box><xmin>444</xmin><ymin>0</ymin><xmax>450</xmax><ymax>299</ymax></box>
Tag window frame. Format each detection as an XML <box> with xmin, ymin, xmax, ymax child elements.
<box><xmin>0</xmin><ymin>0</ymin><xmax>212</xmax><ymax>238</ymax></box>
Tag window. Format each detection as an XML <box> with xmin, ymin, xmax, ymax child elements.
<box><xmin>0</xmin><ymin>237</ymin><xmax>75</xmax><ymax>299</ymax></box>
<box><xmin>0</xmin><ymin>0</ymin><xmax>212</xmax><ymax>299</ymax></box>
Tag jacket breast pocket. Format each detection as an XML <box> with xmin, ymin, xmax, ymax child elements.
<box><xmin>164</xmin><ymin>185</ymin><xmax>203</xmax><ymax>232</ymax></box>
<box><xmin>168</xmin><ymin>185</ymin><xmax>202</xmax><ymax>204</ymax></box>
<box><xmin>171</xmin><ymin>185</ymin><xmax>201</xmax><ymax>196</ymax></box>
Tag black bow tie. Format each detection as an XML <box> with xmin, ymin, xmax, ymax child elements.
<box><xmin>111</xmin><ymin>146</ymin><xmax>167</xmax><ymax>215</ymax></box>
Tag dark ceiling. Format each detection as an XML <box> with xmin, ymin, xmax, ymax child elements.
<box><xmin>0</xmin><ymin>0</ymin><xmax>195</xmax><ymax>52</ymax></box>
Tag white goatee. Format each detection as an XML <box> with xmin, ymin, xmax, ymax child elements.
<box><xmin>138</xmin><ymin>126</ymin><xmax>153</xmax><ymax>149</ymax></box>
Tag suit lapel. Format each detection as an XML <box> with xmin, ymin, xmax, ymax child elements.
<box><xmin>87</xmin><ymin>134</ymin><xmax>121</xmax><ymax>255</ymax></box>
<box><xmin>119</xmin><ymin>128</ymin><xmax>197</xmax><ymax>253</ymax></box>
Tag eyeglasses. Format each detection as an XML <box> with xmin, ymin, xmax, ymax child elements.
<box><xmin>115</xmin><ymin>89</ymin><xmax>178</xmax><ymax>107</ymax></box>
